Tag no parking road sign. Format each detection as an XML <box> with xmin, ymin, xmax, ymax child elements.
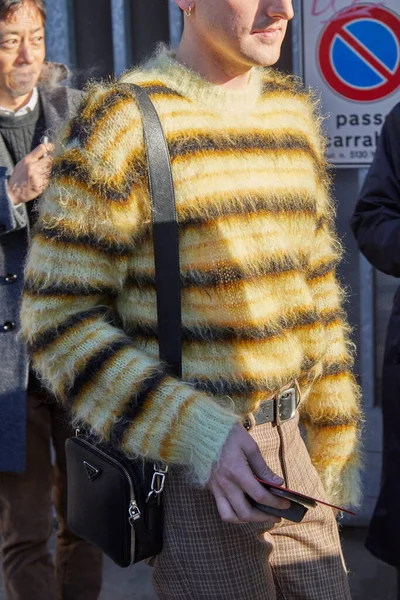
<box><xmin>302</xmin><ymin>1</ymin><xmax>400</xmax><ymax>167</ymax></box>
<box><xmin>318</xmin><ymin>5</ymin><xmax>400</xmax><ymax>102</ymax></box>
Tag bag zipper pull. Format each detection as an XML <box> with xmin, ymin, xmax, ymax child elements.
<box><xmin>128</xmin><ymin>500</ymin><xmax>141</xmax><ymax>525</ymax></box>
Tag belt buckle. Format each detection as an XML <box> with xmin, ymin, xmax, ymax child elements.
<box><xmin>276</xmin><ymin>387</ymin><xmax>297</xmax><ymax>426</ymax></box>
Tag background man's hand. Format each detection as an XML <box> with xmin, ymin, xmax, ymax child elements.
<box><xmin>207</xmin><ymin>423</ymin><xmax>291</xmax><ymax>524</ymax></box>
<box><xmin>7</xmin><ymin>142</ymin><xmax>55</xmax><ymax>205</ymax></box>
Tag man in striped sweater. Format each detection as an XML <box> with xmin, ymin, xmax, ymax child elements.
<box><xmin>22</xmin><ymin>0</ymin><xmax>361</xmax><ymax>597</ymax></box>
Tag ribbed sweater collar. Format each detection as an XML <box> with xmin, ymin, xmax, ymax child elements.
<box><xmin>143</xmin><ymin>47</ymin><xmax>264</xmax><ymax>113</ymax></box>
<box><xmin>0</xmin><ymin>97</ymin><xmax>40</xmax><ymax>129</ymax></box>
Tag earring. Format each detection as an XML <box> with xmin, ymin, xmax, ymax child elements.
<box><xmin>185</xmin><ymin>5</ymin><xmax>193</xmax><ymax>16</ymax></box>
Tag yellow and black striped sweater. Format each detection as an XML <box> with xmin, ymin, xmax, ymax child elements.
<box><xmin>21</xmin><ymin>49</ymin><xmax>362</xmax><ymax>506</ymax></box>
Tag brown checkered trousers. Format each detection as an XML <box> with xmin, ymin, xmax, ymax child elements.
<box><xmin>152</xmin><ymin>413</ymin><xmax>352</xmax><ymax>599</ymax></box>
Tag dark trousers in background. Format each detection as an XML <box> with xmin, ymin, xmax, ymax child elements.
<box><xmin>0</xmin><ymin>394</ymin><xmax>103</xmax><ymax>600</ymax></box>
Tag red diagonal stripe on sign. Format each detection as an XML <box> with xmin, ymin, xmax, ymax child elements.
<box><xmin>338</xmin><ymin>26</ymin><xmax>394</xmax><ymax>82</ymax></box>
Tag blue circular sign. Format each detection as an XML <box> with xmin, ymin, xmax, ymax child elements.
<box><xmin>319</xmin><ymin>5</ymin><xmax>400</xmax><ymax>102</ymax></box>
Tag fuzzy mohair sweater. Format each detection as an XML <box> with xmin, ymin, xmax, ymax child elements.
<box><xmin>21</xmin><ymin>49</ymin><xmax>362</xmax><ymax>507</ymax></box>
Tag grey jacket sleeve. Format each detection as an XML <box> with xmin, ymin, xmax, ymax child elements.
<box><xmin>0</xmin><ymin>169</ymin><xmax>28</xmax><ymax>236</ymax></box>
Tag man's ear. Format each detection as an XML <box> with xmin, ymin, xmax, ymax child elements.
<box><xmin>173</xmin><ymin>0</ymin><xmax>192</xmax><ymax>12</ymax></box>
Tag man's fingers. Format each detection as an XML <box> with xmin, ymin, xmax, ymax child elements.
<box><xmin>39</xmin><ymin>155</ymin><xmax>54</xmax><ymax>172</ymax></box>
<box><xmin>222</xmin><ymin>480</ymin><xmax>283</xmax><ymax>523</ymax></box>
<box><xmin>27</xmin><ymin>142</ymin><xmax>55</xmax><ymax>161</ymax></box>
<box><xmin>31</xmin><ymin>157</ymin><xmax>53</xmax><ymax>179</ymax></box>
<box><xmin>230</xmin><ymin>466</ymin><xmax>290</xmax><ymax>511</ymax></box>
<box><xmin>213</xmin><ymin>483</ymin><xmax>281</xmax><ymax>524</ymax></box>
<box><xmin>245</xmin><ymin>437</ymin><xmax>284</xmax><ymax>486</ymax></box>
<box><xmin>207</xmin><ymin>425</ymin><xmax>291</xmax><ymax>525</ymax></box>
<box><xmin>214</xmin><ymin>494</ymin><xmax>244</xmax><ymax>524</ymax></box>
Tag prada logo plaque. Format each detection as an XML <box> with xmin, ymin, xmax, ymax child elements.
<box><xmin>83</xmin><ymin>460</ymin><xmax>101</xmax><ymax>482</ymax></box>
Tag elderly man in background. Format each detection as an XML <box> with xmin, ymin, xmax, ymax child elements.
<box><xmin>0</xmin><ymin>1</ymin><xmax>103</xmax><ymax>599</ymax></box>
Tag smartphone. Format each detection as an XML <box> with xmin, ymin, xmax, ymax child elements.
<box><xmin>248</xmin><ymin>495</ymin><xmax>309</xmax><ymax>523</ymax></box>
<box><xmin>249</xmin><ymin>478</ymin><xmax>356</xmax><ymax>523</ymax></box>
<box><xmin>247</xmin><ymin>481</ymin><xmax>316</xmax><ymax>523</ymax></box>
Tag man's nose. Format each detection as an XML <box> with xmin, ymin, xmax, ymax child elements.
<box><xmin>16</xmin><ymin>42</ymin><xmax>35</xmax><ymax>64</ymax></box>
<box><xmin>265</xmin><ymin>1</ymin><xmax>295</xmax><ymax>21</ymax></box>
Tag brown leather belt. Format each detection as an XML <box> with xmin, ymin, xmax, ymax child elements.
<box><xmin>245</xmin><ymin>387</ymin><xmax>300</xmax><ymax>429</ymax></box>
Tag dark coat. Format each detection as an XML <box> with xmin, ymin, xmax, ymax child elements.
<box><xmin>0</xmin><ymin>64</ymin><xmax>81</xmax><ymax>473</ymax></box>
<box><xmin>351</xmin><ymin>102</ymin><xmax>400</xmax><ymax>568</ymax></box>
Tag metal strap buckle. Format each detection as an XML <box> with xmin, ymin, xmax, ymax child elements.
<box><xmin>276</xmin><ymin>387</ymin><xmax>297</xmax><ymax>426</ymax></box>
<box><xmin>146</xmin><ymin>464</ymin><xmax>168</xmax><ymax>504</ymax></box>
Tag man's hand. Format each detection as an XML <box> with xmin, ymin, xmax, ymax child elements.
<box><xmin>7</xmin><ymin>142</ymin><xmax>55</xmax><ymax>206</ymax></box>
<box><xmin>207</xmin><ymin>423</ymin><xmax>291</xmax><ymax>524</ymax></box>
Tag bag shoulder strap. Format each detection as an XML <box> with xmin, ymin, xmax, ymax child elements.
<box><xmin>129</xmin><ymin>84</ymin><xmax>182</xmax><ymax>378</ymax></box>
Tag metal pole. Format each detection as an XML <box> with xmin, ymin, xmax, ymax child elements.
<box><xmin>169</xmin><ymin>0</ymin><xmax>183</xmax><ymax>47</ymax></box>
<box><xmin>111</xmin><ymin>0</ymin><xmax>130</xmax><ymax>76</ymax></box>
<box><xmin>291</xmin><ymin>0</ymin><xmax>302</xmax><ymax>77</ymax></box>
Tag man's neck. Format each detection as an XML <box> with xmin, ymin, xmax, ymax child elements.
<box><xmin>175</xmin><ymin>34</ymin><xmax>252</xmax><ymax>91</ymax></box>
<box><xmin>0</xmin><ymin>90</ymin><xmax>34</xmax><ymax>113</ymax></box>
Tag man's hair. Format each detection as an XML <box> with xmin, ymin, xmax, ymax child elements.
<box><xmin>0</xmin><ymin>0</ymin><xmax>46</xmax><ymax>23</ymax></box>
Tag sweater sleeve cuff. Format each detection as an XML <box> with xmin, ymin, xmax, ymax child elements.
<box><xmin>304</xmin><ymin>421</ymin><xmax>362</xmax><ymax>508</ymax></box>
<box><xmin>169</xmin><ymin>393</ymin><xmax>240</xmax><ymax>484</ymax></box>
<box><xmin>317</xmin><ymin>457</ymin><xmax>362</xmax><ymax>509</ymax></box>
<box><xmin>122</xmin><ymin>376</ymin><xmax>239</xmax><ymax>485</ymax></box>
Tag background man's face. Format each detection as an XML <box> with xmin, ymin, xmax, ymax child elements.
<box><xmin>187</xmin><ymin>0</ymin><xmax>294</xmax><ymax>69</ymax></box>
<box><xmin>0</xmin><ymin>2</ymin><xmax>45</xmax><ymax>102</ymax></box>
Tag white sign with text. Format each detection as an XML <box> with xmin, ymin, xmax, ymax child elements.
<box><xmin>301</xmin><ymin>1</ymin><xmax>400</xmax><ymax>167</ymax></box>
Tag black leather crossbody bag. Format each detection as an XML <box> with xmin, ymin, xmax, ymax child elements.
<box><xmin>65</xmin><ymin>84</ymin><xmax>182</xmax><ymax>568</ymax></box>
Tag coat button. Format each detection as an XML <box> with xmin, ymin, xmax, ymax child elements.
<box><xmin>5</xmin><ymin>273</ymin><xmax>17</xmax><ymax>283</ymax></box>
<box><xmin>3</xmin><ymin>321</ymin><xmax>16</xmax><ymax>332</ymax></box>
